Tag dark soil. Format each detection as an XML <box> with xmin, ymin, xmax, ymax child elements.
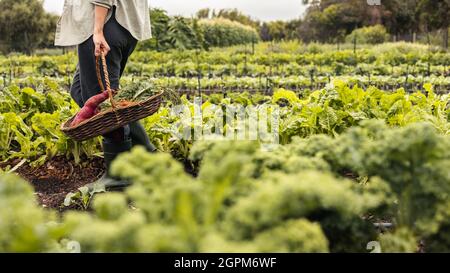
<box><xmin>1</xmin><ymin>157</ymin><xmax>105</xmax><ymax>210</ymax></box>
<box><xmin>1</xmin><ymin>153</ymin><xmax>191</xmax><ymax>210</ymax></box>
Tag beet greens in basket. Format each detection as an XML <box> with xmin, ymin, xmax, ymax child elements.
<box><xmin>100</xmin><ymin>82</ymin><xmax>158</xmax><ymax>109</ymax></box>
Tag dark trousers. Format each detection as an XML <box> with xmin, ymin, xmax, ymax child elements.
<box><xmin>70</xmin><ymin>13</ymin><xmax>139</xmax><ymax>143</ymax></box>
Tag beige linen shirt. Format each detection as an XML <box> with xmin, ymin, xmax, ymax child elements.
<box><xmin>55</xmin><ymin>0</ymin><xmax>152</xmax><ymax>46</ymax></box>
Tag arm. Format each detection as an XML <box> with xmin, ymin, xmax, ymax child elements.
<box><xmin>93</xmin><ymin>4</ymin><xmax>111</xmax><ymax>56</ymax></box>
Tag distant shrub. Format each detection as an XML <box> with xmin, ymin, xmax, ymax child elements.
<box><xmin>346</xmin><ymin>25</ymin><xmax>390</xmax><ymax>44</ymax></box>
<box><xmin>199</xmin><ymin>18</ymin><xmax>259</xmax><ymax>48</ymax></box>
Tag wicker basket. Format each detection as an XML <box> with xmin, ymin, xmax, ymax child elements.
<box><xmin>61</xmin><ymin>52</ymin><xmax>163</xmax><ymax>142</ymax></box>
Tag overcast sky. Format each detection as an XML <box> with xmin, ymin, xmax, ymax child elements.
<box><xmin>43</xmin><ymin>0</ymin><xmax>307</xmax><ymax>21</ymax></box>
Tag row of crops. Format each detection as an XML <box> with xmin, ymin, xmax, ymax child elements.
<box><xmin>4</xmin><ymin>75</ymin><xmax>450</xmax><ymax>98</ymax></box>
<box><xmin>1</xmin><ymin>78</ymin><xmax>448</xmax><ymax>165</ymax></box>
<box><xmin>1</xmin><ymin>43</ymin><xmax>449</xmax><ymax>90</ymax></box>
<box><xmin>0</xmin><ymin>42</ymin><xmax>449</xmax><ymax>253</ymax></box>
<box><xmin>4</xmin><ymin>53</ymin><xmax>448</xmax><ymax>78</ymax></box>
<box><xmin>3</xmin><ymin>42</ymin><xmax>449</xmax><ymax>72</ymax></box>
<box><xmin>4</xmin><ymin>74</ymin><xmax>450</xmax><ymax>92</ymax></box>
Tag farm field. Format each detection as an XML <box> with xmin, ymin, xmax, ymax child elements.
<box><xmin>0</xmin><ymin>42</ymin><xmax>449</xmax><ymax>253</ymax></box>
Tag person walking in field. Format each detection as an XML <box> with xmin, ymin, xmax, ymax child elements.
<box><xmin>55</xmin><ymin>0</ymin><xmax>155</xmax><ymax>190</ymax></box>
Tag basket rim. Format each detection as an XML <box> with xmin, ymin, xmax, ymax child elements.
<box><xmin>61</xmin><ymin>90</ymin><xmax>164</xmax><ymax>131</ymax></box>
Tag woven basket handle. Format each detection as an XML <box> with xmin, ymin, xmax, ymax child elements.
<box><xmin>95</xmin><ymin>51</ymin><xmax>116</xmax><ymax>109</ymax></box>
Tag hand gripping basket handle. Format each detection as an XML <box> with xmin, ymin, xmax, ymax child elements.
<box><xmin>95</xmin><ymin>51</ymin><xmax>116</xmax><ymax>109</ymax></box>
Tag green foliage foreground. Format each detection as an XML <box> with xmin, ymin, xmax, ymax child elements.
<box><xmin>1</xmin><ymin>120</ymin><xmax>449</xmax><ymax>253</ymax></box>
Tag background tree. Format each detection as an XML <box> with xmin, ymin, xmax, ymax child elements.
<box><xmin>0</xmin><ymin>0</ymin><xmax>54</xmax><ymax>54</ymax></box>
<box><xmin>299</xmin><ymin>0</ymin><xmax>368</xmax><ymax>42</ymax></box>
<box><xmin>190</xmin><ymin>18</ymin><xmax>207</xmax><ymax>50</ymax></box>
<box><xmin>417</xmin><ymin>0</ymin><xmax>449</xmax><ymax>48</ymax></box>
<box><xmin>382</xmin><ymin>0</ymin><xmax>420</xmax><ymax>42</ymax></box>
<box><xmin>39</xmin><ymin>13</ymin><xmax>59</xmax><ymax>49</ymax></box>
<box><xmin>267</xmin><ymin>21</ymin><xmax>288</xmax><ymax>41</ymax></box>
<box><xmin>147</xmin><ymin>8</ymin><xmax>171</xmax><ymax>51</ymax></box>
<box><xmin>259</xmin><ymin>23</ymin><xmax>272</xmax><ymax>41</ymax></box>
<box><xmin>166</xmin><ymin>16</ymin><xmax>198</xmax><ymax>50</ymax></box>
<box><xmin>213</xmin><ymin>8</ymin><xmax>260</xmax><ymax>29</ymax></box>
<box><xmin>285</xmin><ymin>19</ymin><xmax>303</xmax><ymax>40</ymax></box>
<box><xmin>196</xmin><ymin>8</ymin><xmax>211</xmax><ymax>19</ymax></box>
<box><xmin>0</xmin><ymin>0</ymin><xmax>448</xmax><ymax>53</ymax></box>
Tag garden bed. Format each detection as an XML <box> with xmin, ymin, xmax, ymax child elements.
<box><xmin>1</xmin><ymin>157</ymin><xmax>105</xmax><ymax>210</ymax></box>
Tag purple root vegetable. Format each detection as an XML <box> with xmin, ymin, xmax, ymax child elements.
<box><xmin>71</xmin><ymin>91</ymin><xmax>109</xmax><ymax>127</ymax></box>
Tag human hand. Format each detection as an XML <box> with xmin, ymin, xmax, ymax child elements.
<box><xmin>93</xmin><ymin>32</ymin><xmax>110</xmax><ymax>56</ymax></box>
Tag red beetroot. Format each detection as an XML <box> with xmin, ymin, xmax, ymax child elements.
<box><xmin>71</xmin><ymin>91</ymin><xmax>110</xmax><ymax>127</ymax></box>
